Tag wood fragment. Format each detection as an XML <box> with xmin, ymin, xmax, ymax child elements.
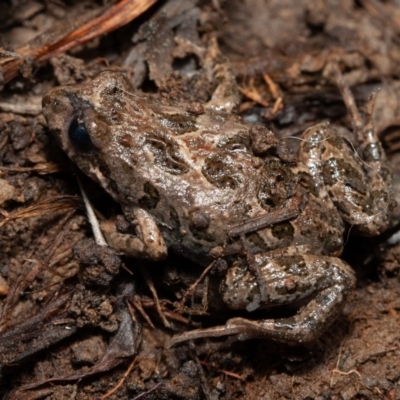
<box><xmin>2</xmin><ymin>0</ymin><xmax>159</xmax><ymax>85</ymax></box>
<box><xmin>101</xmin><ymin>356</ymin><xmax>137</xmax><ymax>399</ymax></box>
<box><xmin>0</xmin><ymin>196</ymin><xmax>82</xmax><ymax>229</ymax></box>
<box><xmin>139</xmin><ymin>264</ymin><xmax>170</xmax><ymax>328</ymax></box>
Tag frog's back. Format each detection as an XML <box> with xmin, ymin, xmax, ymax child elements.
<box><xmin>42</xmin><ymin>71</ymin><xmax>345</xmax><ymax>264</ymax></box>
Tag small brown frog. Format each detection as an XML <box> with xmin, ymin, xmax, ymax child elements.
<box><xmin>42</xmin><ymin>69</ymin><xmax>393</xmax><ymax>345</ymax></box>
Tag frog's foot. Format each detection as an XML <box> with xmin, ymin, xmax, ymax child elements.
<box><xmin>299</xmin><ymin>122</ymin><xmax>394</xmax><ymax>236</ymax></box>
<box><xmin>100</xmin><ymin>207</ymin><xmax>167</xmax><ymax>261</ymax></box>
<box><xmin>168</xmin><ymin>252</ymin><xmax>356</xmax><ymax>346</ymax></box>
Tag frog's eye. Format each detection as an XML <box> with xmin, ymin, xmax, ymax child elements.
<box><xmin>68</xmin><ymin>117</ymin><xmax>93</xmax><ymax>151</ymax></box>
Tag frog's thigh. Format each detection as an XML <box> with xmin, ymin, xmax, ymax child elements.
<box><xmin>299</xmin><ymin>123</ymin><xmax>392</xmax><ymax>235</ymax></box>
<box><xmin>100</xmin><ymin>207</ymin><xmax>167</xmax><ymax>261</ymax></box>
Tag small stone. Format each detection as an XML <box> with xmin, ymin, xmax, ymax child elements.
<box><xmin>0</xmin><ymin>179</ymin><xmax>16</xmax><ymax>206</ymax></box>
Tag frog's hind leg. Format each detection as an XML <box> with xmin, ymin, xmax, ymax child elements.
<box><xmin>168</xmin><ymin>251</ymin><xmax>356</xmax><ymax>346</ymax></box>
<box><xmin>298</xmin><ymin>121</ymin><xmax>393</xmax><ymax>236</ymax></box>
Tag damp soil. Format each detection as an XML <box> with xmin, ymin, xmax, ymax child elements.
<box><xmin>1</xmin><ymin>1</ymin><xmax>400</xmax><ymax>399</ymax></box>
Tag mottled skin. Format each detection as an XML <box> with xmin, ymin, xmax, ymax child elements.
<box><xmin>42</xmin><ymin>71</ymin><xmax>393</xmax><ymax>345</ymax></box>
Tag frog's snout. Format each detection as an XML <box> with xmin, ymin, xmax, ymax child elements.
<box><xmin>42</xmin><ymin>86</ymin><xmax>73</xmax><ymax>129</ymax></box>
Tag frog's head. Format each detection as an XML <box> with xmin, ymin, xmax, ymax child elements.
<box><xmin>42</xmin><ymin>70</ymin><xmax>140</xmax><ymax>200</ymax></box>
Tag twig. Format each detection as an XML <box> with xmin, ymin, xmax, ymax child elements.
<box><xmin>101</xmin><ymin>356</ymin><xmax>137</xmax><ymax>399</ymax></box>
<box><xmin>331</xmin><ymin>368</ymin><xmax>361</xmax><ymax>378</ymax></box>
<box><xmin>176</xmin><ymin>261</ymin><xmax>216</xmax><ymax>311</ymax></box>
<box><xmin>77</xmin><ymin>176</ymin><xmax>107</xmax><ymax>246</ymax></box>
<box><xmin>139</xmin><ymin>265</ymin><xmax>170</xmax><ymax>328</ymax></box>
<box><xmin>2</xmin><ymin>0</ymin><xmax>159</xmax><ymax>84</ymax></box>
<box><xmin>0</xmin><ymin>196</ymin><xmax>81</xmax><ymax>229</ymax></box>
<box><xmin>131</xmin><ymin>382</ymin><xmax>162</xmax><ymax>400</ymax></box>
<box><xmin>131</xmin><ymin>296</ymin><xmax>155</xmax><ymax>329</ymax></box>
<box><xmin>199</xmin><ymin>360</ymin><xmax>246</xmax><ymax>381</ymax></box>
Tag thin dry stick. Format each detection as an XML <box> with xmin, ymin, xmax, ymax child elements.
<box><xmin>238</xmin><ymin>79</ymin><xmax>269</xmax><ymax>107</ymax></box>
<box><xmin>2</xmin><ymin>0</ymin><xmax>159</xmax><ymax>84</ymax></box>
<box><xmin>139</xmin><ymin>265</ymin><xmax>170</xmax><ymax>328</ymax></box>
<box><xmin>0</xmin><ymin>196</ymin><xmax>81</xmax><ymax>229</ymax></box>
<box><xmin>176</xmin><ymin>260</ymin><xmax>216</xmax><ymax>310</ymax></box>
<box><xmin>125</xmin><ymin>299</ymin><xmax>138</xmax><ymax>323</ymax></box>
<box><xmin>162</xmin><ymin>310</ymin><xmax>189</xmax><ymax>324</ymax></box>
<box><xmin>34</xmin><ymin>0</ymin><xmax>158</xmax><ymax>62</ymax></box>
<box><xmin>331</xmin><ymin>368</ymin><xmax>362</xmax><ymax>378</ymax></box>
<box><xmin>263</xmin><ymin>73</ymin><xmax>281</xmax><ymax>99</ymax></box>
<box><xmin>101</xmin><ymin>356</ymin><xmax>137</xmax><ymax>399</ymax></box>
<box><xmin>199</xmin><ymin>360</ymin><xmax>246</xmax><ymax>381</ymax></box>
<box><xmin>131</xmin><ymin>382</ymin><xmax>163</xmax><ymax>400</ymax></box>
<box><xmin>138</xmin><ymin>298</ymin><xmax>190</xmax><ymax>324</ymax></box>
<box><xmin>42</xmin><ymin>210</ymin><xmax>76</xmax><ymax>262</ymax></box>
<box><xmin>330</xmin><ymin>343</ymin><xmax>343</xmax><ymax>388</ymax></box>
<box><xmin>131</xmin><ymin>296</ymin><xmax>155</xmax><ymax>329</ymax></box>
<box><xmin>77</xmin><ymin>176</ymin><xmax>107</xmax><ymax>246</ymax></box>
<box><xmin>0</xmin><ymin>162</ymin><xmax>63</xmax><ymax>174</ymax></box>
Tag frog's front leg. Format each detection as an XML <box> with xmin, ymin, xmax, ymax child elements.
<box><xmin>100</xmin><ymin>206</ymin><xmax>167</xmax><ymax>261</ymax></box>
<box><xmin>299</xmin><ymin>122</ymin><xmax>393</xmax><ymax>235</ymax></box>
<box><xmin>168</xmin><ymin>249</ymin><xmax>356</xmax><ymax>346</ymax></box>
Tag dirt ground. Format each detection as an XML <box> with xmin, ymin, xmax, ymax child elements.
<box><xmin>1</xmin><ymin>0</ymin><xmax>400</xmax><ymax>399</ymax></box>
